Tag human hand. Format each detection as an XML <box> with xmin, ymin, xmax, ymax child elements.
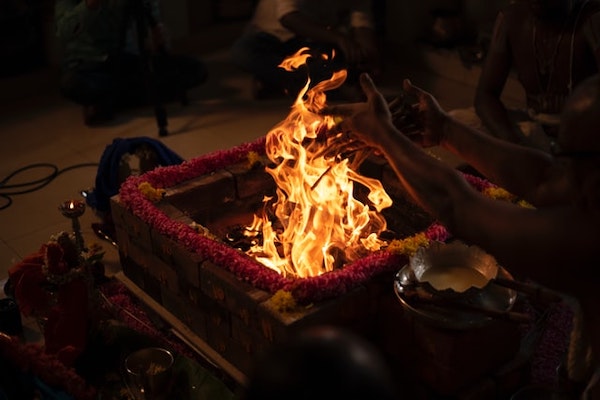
<box><xmin>320</xmin><ymin>73</ymin><xmax>394</xmax><ymax>151</ymax></box>
<box><xmin>400</xmin><ymin>79</ymin><xmax>448</xmax><ymax>147</ymax></box>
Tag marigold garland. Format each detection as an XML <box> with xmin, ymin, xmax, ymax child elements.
<box><xmin>269</xmin><ymin>290</ymin><xmax>298</xmax><ymax>312</ymax></box>
<box><xmin>138</xmin><ymin>182</ymin><xmax>165</xmax><ymax>202</ymax></box>
<box><xmin>386</xmin><ymin>232</ymin><xmax>430</xmax><ymax>257</ymax></box>
<box><xmin>118</xmin><ymin>137</ymin><xmax>528</xmax><ymax>304</ymax></box>
<box><xmin>246</xmin><ymin>151</ymin><xmax>263</xmax><ymax>168</ymax></box>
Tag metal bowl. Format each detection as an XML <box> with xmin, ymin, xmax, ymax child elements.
<box><xmin>394</xmin><ymin>241</ymin><xmax>517</xmax><ymax>330</ymax></box>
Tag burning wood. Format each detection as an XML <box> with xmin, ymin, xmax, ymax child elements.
<box><xmin>244</xmin><ymin>48</ymin><xmax>393</xmax><ymax>278</ymax></box>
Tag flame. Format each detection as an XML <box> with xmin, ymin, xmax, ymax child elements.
<box><xmin>246</xmin><ymin>48</ymin><xmax>392</xmax><ymax>278</ymax></box>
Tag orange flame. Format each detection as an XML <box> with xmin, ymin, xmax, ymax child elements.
<box><xmin>246</xmin><ymin>48</ymin><xmax>392</xmax><ymax>278</ymax></box>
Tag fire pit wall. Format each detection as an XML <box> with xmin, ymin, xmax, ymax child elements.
<box><xmin>111</xmin><ymin>155</ymin><xmax>523</xmax><ymax>397</ymax></box>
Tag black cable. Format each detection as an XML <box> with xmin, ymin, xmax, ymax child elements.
<box><xmin>0</xmin><ymin>162</ymin><xmax>99</xmax><ymax>211</ymax></box>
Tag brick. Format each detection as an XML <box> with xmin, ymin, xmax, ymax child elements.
<box><xmin>144</xmin><ymin>252</ymin><xmax>179</xmax><ymax>294</ymax></box>
<box><xmin>172</xmin><ymin>244</ymin><xmax>205</xmax><ymax>289</ymax></box>
<box><xmin>143</xmin><ymin>273</ymin><xmax>163</xmax><ymax>305</ymax></box>
<box><xmin>165</xmin><ymin>171</ymin><xmax>237</xmax><ymax>223</ymax></box>
<box><xmin>230</xmin><ymin>314</ymin><xmax>270</xmax><ymax>356</ymax></box>
<box><xmin>200</xmin><ymin>261</ymin><xmax>270</xmax><ymax>327</ymax></box>
<box><xmin>255</xmin><ymin>286</ymin><xmax>372</xmax><ymax>344</ymax></box>
<box><xmin>186</xmin><ymin>302</ymin><xmax>209</xmax><ymax>341</ymax></box>
<box><xmin>161</xmin><ymin>286</ymin><xmax>188</xmax><ymax>322</ymax></box>
<box><xmin>204</xmin><ymin>296</ymin><xmax>231</xmax><ymax>348</ymax></box>
<box><xmin>224</xmin><ymin>159</ymin><xmax>275</xmax><ymax>200</ymax></box>
<box><xmin>120</xmin><ymin>255</ymin><xmax>146</xmax><ymax>290</ymax></box>
<box><xmin>110</xmin><ymin>195</ymin><xmax>152</xmax><ymax>251</ymax></box>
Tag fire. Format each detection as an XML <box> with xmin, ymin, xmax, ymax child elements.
<box><xmin>246</xmin><ymin>48</ymin><xmax>392</xmax><ymax>278</ymax></box>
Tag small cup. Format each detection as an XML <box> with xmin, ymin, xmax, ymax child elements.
<box><xmin>125</xmin><ymin>347</ymin><xmax>174</xmax><ymax>400</ymax></box>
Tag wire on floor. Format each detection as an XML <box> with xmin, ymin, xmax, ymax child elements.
<box><xmin>0</xmin><ymin>162</ymin><xmax>98</xmax><ymax>211</ymax></box>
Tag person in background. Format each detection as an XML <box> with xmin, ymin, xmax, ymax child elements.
<box><xmin>55</xmin><ymin>0</ymin><xmax>207</xmax><ymax>126</ymax></box>
<box><xmin>474</xmin><ymin>0</ymin><xmax>600</xmax><ymax>151</ymax></box>
<box><xmin>230</xmin><ymin>0</ymin><xmax>382</xmax><ymax>100</ymax></box>
<box><xmin>241</xmin><ymin>325</ymin><xmax>399</xmax><ymax>400</ymax></box>
<box><xmin>322</xmin><ymin>73</ymin><xmax>600</xmax><ymax>399</ymax></box>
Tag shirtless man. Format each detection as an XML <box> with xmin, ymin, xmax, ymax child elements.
<box><xmin>323</xmin><ymin>73</ymin><xmax>600</xmax><ymax>398</ymax></box>
<box><xmin>475</xmin><ymin>0</ymin><xmax>600</xmax><ymax>149</ymax></box>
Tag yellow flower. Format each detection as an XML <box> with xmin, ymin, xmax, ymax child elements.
<box><xmin>270</xmin><ymin>290</ymin><xmax>297</xmax><ymax>312</ymax></box>
<box><xmin>386</xmin><ymin>233</ymin><xmax>430</xmax><ymax>257</ymax></box>
<box><xmin>483</xmin><ymin>186</ymin><xmax>534</xmax><ymax>208</ymax></box>
<box><xmin>483</xmin><ymin>187</ymin><xmax>516</xmax><ymax>202</ymax></box>
<box><xmin>189</xmin><ymin>222</ymin><xmax>219</xmax><ymax>241</ymax></box>
<box><xmin>517</xmin><ymin>199</ymin><xmax>535</xmax><ymax>208</ymax></box>
<box><xmin>247</xmin><ymin>151</ymin><xmax>263</xmax><ymax>168</ymax></box>
<box><xmin>138</xmin><ymin>182</ymin><xmax>165</xmax><ymax>202</ymax></box>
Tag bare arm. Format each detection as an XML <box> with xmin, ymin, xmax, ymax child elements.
<box><xmin>437</xmin><ymin>113</ymin><xmax>570</xmax><ymax>205</ymax></box>
<box><xmin>398</xmin><ymin>79</ymin><xmax>570</xmax><ymax>205</ymax></box>
<box><xmin>322</xmin><ymin>74</ymin><xmax>599</xmax><ymax>284</ymax></box>
<box><xmin>474</xmin><ymin>11</ymin><xmax>527</xmax><ymax>143</ymax></box>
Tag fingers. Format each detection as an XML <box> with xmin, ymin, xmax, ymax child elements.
<box><xmin>358</xmin><ymin>73</ymin><xmax>378</xmax><ymax>99</ymax></box>
<box><xmin>402</xmin><ymin>79</ymin><xmax>412</xmax><ymax>94</ymax></box>
<box><xmin>403</xmin><ymin>79</ymin><xmax>433</xmax><ymax>104</ymax></box>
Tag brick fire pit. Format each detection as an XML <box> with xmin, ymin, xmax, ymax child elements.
<box><xmin>111</xmin><ymin>137</ymin><xmax>524</xmax><ymax>397</ymax></box>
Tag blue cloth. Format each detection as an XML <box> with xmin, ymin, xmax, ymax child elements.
<box><xmin>86</xmin><ymin>137</ymin><xmax>184</xmax><ymax>213</ymax></box>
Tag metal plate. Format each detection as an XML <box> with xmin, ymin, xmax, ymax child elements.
<box><xmin>393</xmin><ymin>241</ymin><xmax>517</xmax><ymax>330</ymax></box>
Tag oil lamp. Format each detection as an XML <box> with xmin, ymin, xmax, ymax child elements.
<box><xmin>59</xmin><ymin>199</ymin><xmax>86</xmax><ymax>252</ymax></box>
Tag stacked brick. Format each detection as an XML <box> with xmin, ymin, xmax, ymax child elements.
<box><xmin>111</xmin><ymin>156</ymin><xmax>527</xmax><ymax>397</ymax></box>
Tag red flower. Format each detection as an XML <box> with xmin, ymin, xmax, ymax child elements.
<box><xmin>8</xmin><ymin>247</ymin><xmax>49</xmax><ymax>316</ymax></box>
<box><xmin>44</xmin><ymin>242</ymin><xmax>69</xmax><ymax>275</ymax></box>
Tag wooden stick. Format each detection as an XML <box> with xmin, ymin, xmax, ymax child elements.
<box><xmin>491</xmin><ymin>278</ymin><xmax>563</xmax><ymax>304</ymax></box>
<box><xmin>310</xmin><ymin>165</ymin><xmax>333</xmax><ymax>190</ymax></box>
<box><xmin>115</xmin><ymin>272</ymin><xmax>247</xmax><ymax>385</ymax></box>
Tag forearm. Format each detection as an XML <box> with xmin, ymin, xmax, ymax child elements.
<box><xmin>440</xmin><ymin>114</ymin><xmax>556</xmax><ymax>201</ymax></box>
<box><xmin>475</xmin><ymin>92</ymin><xmax>525</xmax><ymax>143</ymax></box>
<box><xmin>373</xmin><ymin>122</ymin><xmax>475</xmax><ymax>228</ymax></box>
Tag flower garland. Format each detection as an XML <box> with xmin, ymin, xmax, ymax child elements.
<box><xmin>0</xmin><ymin>333</ymin><xmax>97</xmax><ymax>400</ymax></box>
<box><xmin>118</xmin><ymin>137</ymin><xmax>522</xmax><ymax>305</ymax></box>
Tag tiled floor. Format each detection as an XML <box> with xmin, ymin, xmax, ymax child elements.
<box><xmin>0</xmin><ymin>42</ymin><xmax>496</xmax><ymax>281</ymax></box>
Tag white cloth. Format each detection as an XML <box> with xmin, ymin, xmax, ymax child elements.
<box><xmin>248</xmin><ymin>0</ymin><xmax>373</xmax><ymax>42</ymax></box>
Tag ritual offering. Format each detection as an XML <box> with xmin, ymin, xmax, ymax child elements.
<box><xmin>394</xmin><ymin>240</ymin><xmax>520</xmax><ymax>330</ymax></box>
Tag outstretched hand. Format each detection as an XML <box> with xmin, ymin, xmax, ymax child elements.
<box><xmin>400</xmin><ymin>79</ymin><xmax>448</xmax><ymax>147</ymax></box>
<box><xmin>322</xmin><ymin>75</ymin><xmax>449</xmax><ymax>150</ymax></box>
<box><xmin>321</xmin><ymin>73</ymin><xmax>394</xmax><ymax>151</ymax></box>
